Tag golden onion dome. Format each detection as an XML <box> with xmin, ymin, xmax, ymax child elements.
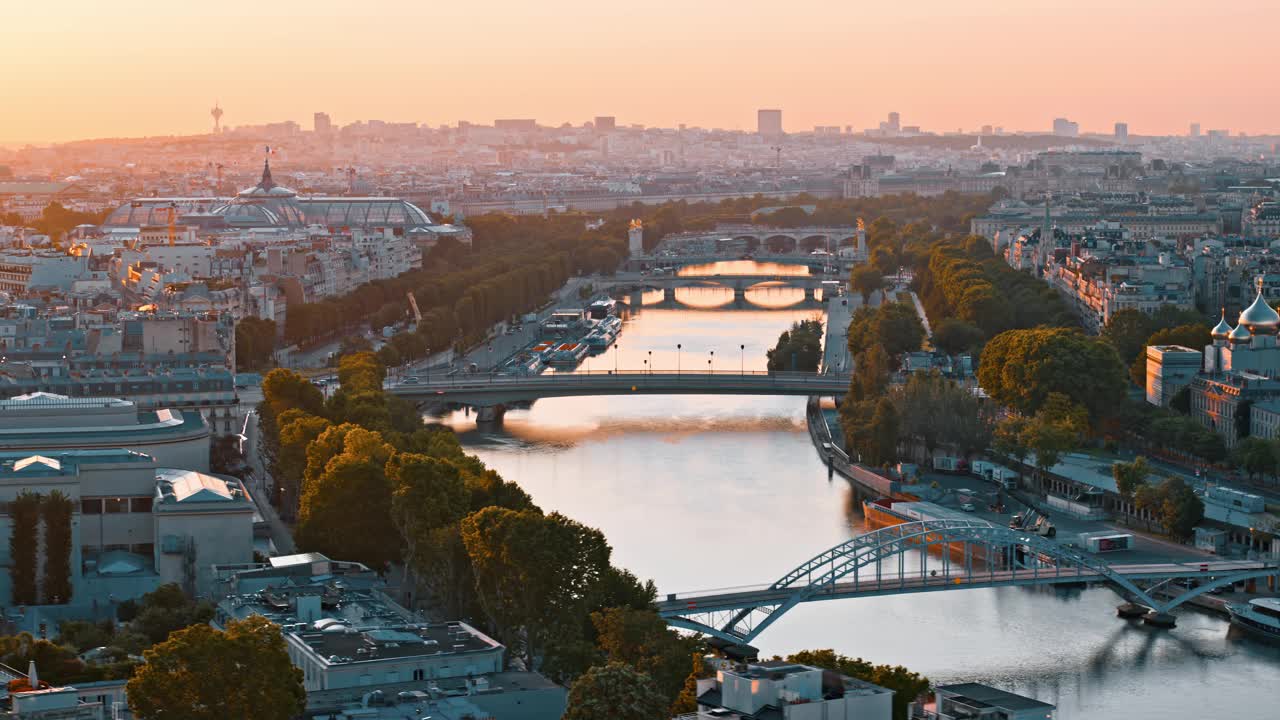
<box><xmin>1238</xmin><ymin>291</ymin><xmax>1280</xmax><ymax>334</ymax></box>
<box><xmin>1211</xmin><ymin>312</ymin><xmax>1233</xmax><ymax>339</ymax></box>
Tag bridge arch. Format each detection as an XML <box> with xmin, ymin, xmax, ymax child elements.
<box><xmin>764</xmin><ymin>234</ymin><xmax>798</xmax><ymax>253</ymax></box>
<box><xmin>659</xmin><ymin>520</ymin><xmax>1267</xmax><ymax>644</ymax></box>
<box><xmin>799</xmin><ymin>235</ymin><xmax>829</xmax><ymax>252</ymax></box>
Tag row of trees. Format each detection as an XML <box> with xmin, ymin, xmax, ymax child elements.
<box><xmin>916</xmin><ymin>236</ymin><xmax>1078</xmax><ymax>346</ymax></box>
<box><xmin>766</xmin><ymin>319</ymin><xmax>823</xmax><ymax>371</ymax></box>
<box><xmin>839</xmin><ymin>299</ymin><xmax>930</xmax><ymax>465</ymax></box>
<box><xmin>282</xmin><ymin>213</ymin><xmax>631</xmax><ymax>355</ymax></box>
<box><xmin>8</xmin><ymin>490</ymin><xmax>74</xmax><ymax>605</ymax></box>
<box><xmin>1111</xmin><ymin>457</ymin><xmax>1205</xmax><ymax>539</ymax></box>
<box><xmin>0</xmin><ymin>202</ymin><xmax>111</xmax><ymax>242</ymax></box>
<box><xmin>260</xmin><ymin>354</ymin><xmax>705</xmax><ymax>714</ymax></box>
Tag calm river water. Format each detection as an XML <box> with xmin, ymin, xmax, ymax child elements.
<box><xmin>442</xmin><ymin>270</ymin><xmax>1280</xmax><ymax>719</ymax></box>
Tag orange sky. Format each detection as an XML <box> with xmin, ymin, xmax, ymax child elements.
<box><xmin>3</xmin><ymin>0</ymin><xmax>1278</xmax><ymax>144</ymax></box>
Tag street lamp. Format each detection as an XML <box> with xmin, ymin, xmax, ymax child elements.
<box><xmin>708</xmin><ymin>350</ymin><xmax>714</xmax><ymax>373</ymax></box>
<box><xmin>677</xmin><ymin>343</ymin><xmax>682</xmax><ymax>375</ymax></box>
<box><xmin>740</xmin><ymin>344</ymin><xmax>745</xmax><ymax>375</ymax></box>
<box><xmin>614</xmin><ymin>344</ymin><xmax>619</xmax><ymax>374</ymax></box>
<box><xmin>648</xmin><ymin>350</ymin><xmax>653</xmax><ymax>375</ymax></box>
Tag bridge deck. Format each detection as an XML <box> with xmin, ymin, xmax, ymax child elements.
<box><xmin>656</xmin><ymin>560</ymin><xmax>1272</xmax><ymax>616</ymax></box>
<box><xmin>389</xmin><ymin>370</ymin><xmax>852</xmax><ymax>404</ymax></box>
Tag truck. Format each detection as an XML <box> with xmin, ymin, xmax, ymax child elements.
<box><xmin>932</xmin><ymin>456</ymin><xmax>968</xmax><ymax>473</ymax></box>
<box><xmin>1076</xmin><ymin>531</ymin><xmax>1133</xmax><ymax>553</ymax></box>
<box><xmin>972</xmin><ymin>460</ymin><xmax>1019</xmax><ymax>490</ymax></box>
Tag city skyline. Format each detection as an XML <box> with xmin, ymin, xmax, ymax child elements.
<box><xmin>5</xmin><ymin>0</ymin><xmax>1280</xmax><ymax>144</ymax></box>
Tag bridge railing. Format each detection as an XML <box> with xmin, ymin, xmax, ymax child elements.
<box><xmin>391</xmin><ymin>370</ymin><xmax>853</xmax><ymax>387</ymax></box>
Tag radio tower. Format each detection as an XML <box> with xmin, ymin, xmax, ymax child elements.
<box><xmin>210</xmin><ymin>102</ymin><xmax>224</xmax><ymax>134</ymax></box>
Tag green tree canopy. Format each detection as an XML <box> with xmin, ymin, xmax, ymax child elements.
<box><xmin>931</xmin><ymin>318</ymin><xmax>984</xmax><ymax>357</ymax></box>
<box><xmin>784</xmin><ymin>649</ymin><xmax>929</xmax><ymax>720</ymax></box>
<box><xmin>564</xmin><ymin>662</ymin><xmax>668</xmax><ymax>720</ymax></box>
<box><xmin>127</xmin><ymin>616</ymin><xmax>304</xmax><ymax>720</ymax></box>
<box><xmin>977</xmin><ymin>327</ymin><xmax>1125</xmax><ymax>420</ymax></box>
<box><xmin>850</xmin><ymin>266</ymin><xmax>886</xmax><ymax>303</ymax></box>
<box><xmin>1111</xmin><ymin>456</ymin><xmax>1151</xmax><ymax>501</ymax></box>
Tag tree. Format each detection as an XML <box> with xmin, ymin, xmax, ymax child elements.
<box><xmin>273</xmin><ymin>412</ymin><xmax>332</xmax><ymax>518</ymax></box>
<box><xmin>460</xmin><ymin>507</ymin><xmax>612</xmax><ymax>670</ymax></box>
<box><xmin>1156</xmin><ymin>476</ymin><xmax>1203</xmax><ymax>540</ymax></box>
<box><xmin>591</xmin><ymin>607</ymin><xmax>704</xmax><ymax>713</ymax></box>
<box><xmin>843</xmin><ymin>397</ymin><xmax>900</xmax><ymax>466</ymax></box>
<box><xmin>41</xmin><ymin>491</ymin><xmax>73</xmax><ymax>604</ymax></box>
<box><xmin>295</xmin><ymin>427</ymin><xmax>399</xmax><ymax>570</ymax></box>
<box><xmin>931</xmin><ymin>318</ymin><xmax>984</xmax><ymax>357</ymax></box>
<box><xmin>851</xmin><ymin>266</ymin><xmax>886</xmax><ymax>304</ymax></box>
<box><xmin>1112</xmin><ymin>456</ymin><xmax>1150</xmax><ymax>502</ymax></box>
<box><xmin>564</xmin><ymin>662</ymin><xmax>668</xmax><ymax>720</ymax></box>
<box><xmin>234</xmin><ymin>317</ymin><xmax>276</xmax><ymax>371</ymax></box>
<box><xmin>127</xmin><ymin>616</ymin><xmax>304</xmax><ymax>720</ymax></box>
<box><xmin>785</xmin><ymin>649</ymin><xmax>928</xmax><ymax>720</ymax></box>
<box><xmin>386</xmin><ymin>453</ymin><xmax>471</xmax><ymax>615</ymax></box>
<box><xmin>977</xmin><ymin>327</ymin><xmax>1126</xmax><ymax>420</ymax></box>
<box><xmin>1102</xmin><ymin>309</ymin><xmax>1154</xmax><ymax>367</ymax></box>
<box><xmin>893</xmin><ymin>371</ymin><xmax>994</xmax><ymax>460</ymax></box>
<box><xmin>260</xmin><ymin>369</ymin><xmax>324</xmax><ymax>420</ymax></box>
<box><xmin>1232</xmin><ymin>437</ymin><xmax>1277</xmax><ymax>482</ymax></box>
<box><xmin>848</xmin><ymin>302</ymin><xmax>925</xmax><ymax>360</ymax></box>
<box><xmin>766</xmin><ymin>320</ymin><xmax>823</xmax><ymax>371</ymax></box>
<box><xmin>130</xmin><ymin>584</ymin><xmax>215</xmax><ymax>646</ymax></box>
<box><xmin>8</xmin><ymin>492</ymin><xmax>39</xmax><ymax>605</ymax></box>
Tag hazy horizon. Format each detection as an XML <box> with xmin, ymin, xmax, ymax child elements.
<box><xmin>5</xmin><ymin>0</ymin><xmax>1280</xmax><ymax>145</ymax></box>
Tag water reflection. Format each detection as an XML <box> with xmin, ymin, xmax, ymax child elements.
<box><xmin>447</xmin><ymin>272</ymin><xmax>1280</xmax><ymax>719</ymax></box>
<box><xmin>678</xmin><ymin>260</ymin><xmax>812</xmax><ymax>276</ymax></box>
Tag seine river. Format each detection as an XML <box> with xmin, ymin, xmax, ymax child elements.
<box><xmin>443</xmin><ymin>269</ymin><xmax>1280</xmax><ymax>719</ymax></box>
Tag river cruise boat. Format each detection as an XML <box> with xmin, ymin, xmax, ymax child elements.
<box><xmin>1227</xmin><ymin>598</ymin><xmax>1280</xmax><ymax>641</ymax></box>
<box><xmin>550</xmin><ymin>342</ymin><xmax>589</xmax><ymax>366</ymax></box>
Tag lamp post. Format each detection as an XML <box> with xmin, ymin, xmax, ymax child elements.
<box><xmin>648</xmin><ymin>350</ymin><xmax>653</xmax><ymax>375</ymax></box>
<box><xmin>614</xmin><ymin>344</ymin><xmax>618</xmax><ymax>374</ymax></box>
<box><xmin>708</xmin><ymin>350</ymin><xmax>714</xmax><ymax>374</ymax></box>
<box><xmin>740</xmin><ymin>344</ymin><xmax>745</xmax><ymax>375</ymax></box>
<box><xmin>677</xmin><ymin>343</ymin><xmax>682</xmax><ymax>375</ymax></box>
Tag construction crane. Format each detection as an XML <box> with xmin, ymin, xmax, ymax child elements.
<box><xmin>158</xmin><ymin>202</ymin><xmax>178</xmax><ymax>246</ymax></box>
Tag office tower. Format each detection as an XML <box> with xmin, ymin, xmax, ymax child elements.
<box><xmin>1114</xmin><ymin>122</ymin><xmax>1128</xmax><ymax>141</ymax></box>
<box><xmin>1190</xmin><ymin>123</ymin><xmax>1201</xmax><ymax>137</ymax></box>
<box><xmin>594</xmin><ymin>116</ymin><xmax>616</xmax><ymax>131</ymax></box>
<box><xmin>757</xmin><ymin>109</ymin><xmax>783</xmax><ymax>136</ymax></box>
<box><xmin>314</xmin><ymin>112</ymin><xmax>332</xmax><ymax>134</ymax></box>
<box><xmin>1053</xmin><ymin>117</ymin><xmax>1079</xmax><ymax>137</ymax></box>
<box><xmin>887</xmin><ymin>112</ymin><xmax>900</xmax><ymax>132</ymax></box>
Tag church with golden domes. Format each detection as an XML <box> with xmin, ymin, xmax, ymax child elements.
<box><xmin>1190</xmin><ymin>279</ymin><xmax>1280</xmax><ymax>446</ymax></box>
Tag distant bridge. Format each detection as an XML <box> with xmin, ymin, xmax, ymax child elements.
<box><xmin>655</xmin><ymin>520</ymin><xmax>1280</xmax><ymax>644</ymax></box>
<box><xmin>388</xmin><ymin>370</ymin><xmax>851</xmax><ymax>419</ymax></box>
<box><xmin>595</xmin><ymin>272</ymin><xmax>838</xmax><ymax>304</ymax></box>
<box><xmin>658</xmin><ymin>226</ymin><xmax>862</xmax><ymax>254</ymax></box>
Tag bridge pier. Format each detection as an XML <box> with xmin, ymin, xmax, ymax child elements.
<box><xmin>475</xmin><ymin>404</ymin><xmax>507</xmax><ymax>425</ymax></box>
<box><xmin>733</xmin><ymin>286</ymin><xmax>747</xmax><ymax>303</ymax></box>
<box><xmin>1142</xmin><ymin>611</ymin><xmax>1177</xmax><ymax>628</ymax></box>
<box><xmin>663</xmin><ymin>287</ymin><xmax>676</xmax><ymax>303</ymax></box>
<box><xmin>803</xmin><ymin>285</ymin><xmax>816</xmax><ymax>302</ymax></box>
<box><xmin>1116</xmin><ymin>602</ymin><xmax>1147</xmax><ymax>619</ymax></box>
<box><xmin>630</xmin><ymin>289</ymin><xmax>644</xmax><ymax>309</ymax></box>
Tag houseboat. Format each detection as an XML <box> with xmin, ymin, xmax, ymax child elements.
<box><xmin>1227</xmin><ymin>598</ymin><xmax>1280</xmax><ymax>642</ymax></box>
<box><xmin>550</xmin><ymin>342</ymin><xmax>589</xmax><ymax>366</ymax></box>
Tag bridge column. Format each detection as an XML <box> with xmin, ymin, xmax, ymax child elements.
<box><xmin>663</xmin><ymin>286</ymin><xmax>676</xmax><ymax>303</ymax></box>
<box><xmin>1142</xmin><ymin>611</ymin><xmax>1176</xmax><ymax>628</ymax></box>
<box><xmin>733</xmin><ymin>286</ymin><xmax>747</xmax><ymax>304</ymax></box>
<box><xmin>630</xmin><ymin>290</ymin><xmax>644</xmax><ymax>310</ymax></box>
<box><xmin>475</xmin><ymin>404</ymin><xmax>507</xmax><ymax>425</ymax></box>
<box><xmin>803</xmin><ymin>285</ymin><xmax>816</xmax><ymax>302</ymax></box>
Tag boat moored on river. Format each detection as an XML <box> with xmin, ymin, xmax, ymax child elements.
<box><xmin>1227</xmin><ymin>597</ymin><xmax>1280</xmax><ymax>642</ymax></box>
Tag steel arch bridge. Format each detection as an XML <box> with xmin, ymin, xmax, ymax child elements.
<box><xmin>655</xmin><ymin>520</ymin><xmax>1279</xmax><ymax>644</ymax></box>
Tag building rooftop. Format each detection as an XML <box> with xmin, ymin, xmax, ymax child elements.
<box><xmin>936</xmin><ymin>682</ymin><xmax>1055</xmax><ymax>712</ymax></box>
<box><xmin>0</xmin><ymin>449</ymin><xmax>152</xmax><ymax>478</ymax></box>
<box><xmin>155</xmin><ymin>468</ymin><xmax>244</xmax><ymax>504</ymax></box>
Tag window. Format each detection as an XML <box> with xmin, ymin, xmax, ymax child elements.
<box><xmin>103</xmin><ymin>498</ymin><xmax>127</xmax><ymax>514</ymax></box>
<box><xmin>82</xmin><ymin>498</ymin><xmax>102</xmax><ymax>515</ymax></box>
<box><xmin>130</xmin><ymin>497</ymin><xmax>153</xmax><ymax>513</ymax></box>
